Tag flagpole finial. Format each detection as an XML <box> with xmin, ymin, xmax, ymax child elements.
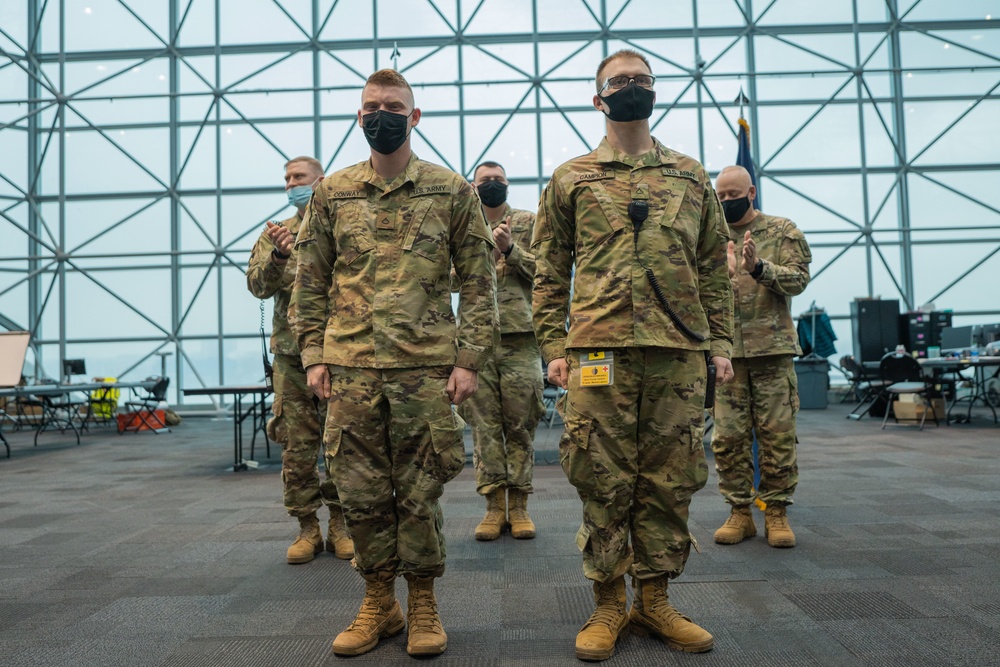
<box><xmin>734</xmin><ymin>87</ymin><xmax>750</xmax><ymax>119</ymax></box>
<box><xmin>391</xmin><ymin>42</ymin><xmax>401</xmax><ymax>71</ymax></box>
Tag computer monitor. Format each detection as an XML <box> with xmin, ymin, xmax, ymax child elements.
<box><xmin>63</xmin><ymin>358</ymin><xmax>86</xmax><ymax>379</ymax></box>
<box><xmin>978</xmin><ymin>323</ymin><xmax>1000</xmax><ymax>345</ymax></box>
<box><xmin>939</xmin><ymin>326</ymin><xmax>974</xmax><ymax>353</ymax></box>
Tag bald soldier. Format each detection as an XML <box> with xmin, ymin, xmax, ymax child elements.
<box><xmin>711</xmin><ymin>165</ymin><xmax>811</xmax><ymax>548</ymax></box>
<box><xmin>289</xmin><ymin>69</ymin><xmax>497</xmax><ymax>658</ymax></box>
<box><xmin>533</xmin><ymin>48</ymin><xmax>733</xmax><ymax>660</ymax></box>
<box><xmin>246</xmin><ymin>156</ymin><xmax>353</xmax><ymax>565</ymax></box>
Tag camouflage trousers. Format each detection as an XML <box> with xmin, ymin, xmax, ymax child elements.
<box><xmin>711</xmin><ymin>354</ymin><xmax>799</xmax><ymax>507</ymax></box>
<box><xmin>559</xmin><ymin>347</ymin><xmax>709</xmax><ymax>583</ymax></box>
<box><xmin>323</xmin><ymin>365</ymin><xmax>466</xmax><ymax>581</ymax></box>
<box><xmin>267</xmin><ymin>354</ymin><xmax>340</xmax><ymax>517</ymax></box>
<box><xmin>458</xmin><ymin>331</ymin><xmax>545</xmax><ymax>495</ymax></box>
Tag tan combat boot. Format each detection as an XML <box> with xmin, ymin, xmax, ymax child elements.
<box><xmin>405</xmin><ymin>576</ymin><xmax>448</xmax><ymax>656</ymax></box>
<box><xmin>507</xmin><ymin>488</ymin><xmax>536</xmax><ymax>539</ymax></box>
<box><xmin>764</xmin><ymin>505</ymin><xmax>796</xmax><ymax>548</ymax></box>
<box><xmin>332</xmin><ymin>575</ymin><xmax>405</xmax><ymax>656</ymax></box>
<box><xmin>713</xmin><ymin>505</ymin><xmax>757</xmax><ymax>545</ymax></box>
<box><xmin>326</xmin><ymin>508</ymin><xmax>355</xmax><ymax>560</ymax></box>
<box><xmin>629</xmin><ymin>576</ymin><xmax>713</xmax><ymax>653</ymax></box>
<box><xmin>474</xmin><ymin>488</ymin><xmax>508</xmax><ymax>541</ymax></box>
<box><xmin>575</xmin><ymin>577</ymin><xmax>628</xmax><ymax>661</ymax></box>
<box><xmin>286</xmin><ymin>513</ymin><xmax>323</xmax><ymax>564</ymax></box>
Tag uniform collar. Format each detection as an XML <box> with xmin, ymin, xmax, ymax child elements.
<box><xmin>355</xmin><ymin>151</ymin><xmax>421</xmax><ymax>191</ymax></box>
<box><xmin>595</xmin><ymin>137</ymin><xmax>678</xmax><ymax>168</ymax></box>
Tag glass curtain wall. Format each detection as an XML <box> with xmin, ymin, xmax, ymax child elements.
<box><xmin>0</xmin><ymin>0</ymin><xmax>997</xmax><ymax>403</ymax></box>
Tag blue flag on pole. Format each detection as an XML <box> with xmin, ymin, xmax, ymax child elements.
<box><xmin>736</xmin><ymin>117</ymin><xmax>761</xmax><ymax>210</ymax></box>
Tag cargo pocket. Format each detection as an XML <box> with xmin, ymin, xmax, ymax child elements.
<box><xmin>266</xmin><ymin>396</ymin><xmax>285</xmax><ymax>443</ymax></box>
<box><xmin>684</xmin><ymin>423</ymin><xmax>709</xmax><ymax>493</ymax></box>
<box><xmin>528</xmin><ymin>384</ymin><xmax>547</xmax><ymax>429</ymax></box>
<box><xmin>559</xmin><ymin>403</ymin><xmax>599</xmax><ymax>497</ymax></box>
<box><xmin>425</xmin><ymin>411</ymin><xmax>466</xmax><ymax>485</ymax></box>
<box><xmin>788</xmin><ymin>363</ymin><xmax>800</xmax><ymax>414</ymax></box>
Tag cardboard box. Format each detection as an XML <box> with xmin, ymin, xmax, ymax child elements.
<box><xmin>892</xmin><ymin>396</ymin><xmax>945</xmax><ymax>423</ymax></box>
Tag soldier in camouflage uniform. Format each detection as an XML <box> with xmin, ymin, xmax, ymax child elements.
<box><xmin>532</xmin><ymin>49</ymin><xmax>734</xmax><ymax>661</ymax></box>
<box><xmin>459</xmin><ymin>160</ymin><xmax>546</xmax><ymax>542</ymax></box>
<box><xmin>288</xmin><ymin>70</ymin><xmax>498</xmax><ymax>659</ymax></box>
<box><xmin>711</xmin><ymin>165</ymin><xmax>811</xmax><ymax>549</ymax></box>
<box><xmin>246</xmin><ymin>156</ymin><xmax>353</xmax><ymax>565</ymax></box>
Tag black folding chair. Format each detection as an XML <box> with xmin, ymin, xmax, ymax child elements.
<box><xmin>119</xmin><ymin>377</ymin><xmax>170</xmax><ymax>434</ymax></box>
<box><xmin>843</xmin><ymin>355</ymin><xmax>890</xmax><ymax>419</ymax></box>
<box><xmin>878</xmin><ymin>353</ymin><xmax>940</xmax><ymax>430</ymax></box>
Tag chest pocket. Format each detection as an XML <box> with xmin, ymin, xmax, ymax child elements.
<box><xmin>576</xmin><ymin>180</ymin><xmax>627</xmax><ymax>253</ymax></box>
<box><xmin>334</xmin><ymin>202</ymin><xmax>375</xmax><ymax>267</ymax></box>
<box><xmin>656</xmin><ymin>175</ymin><xmax>697</xmax><ymax>249</ymax></box>
<box><xmin>402</xmin><ymin>197</ymin><xmax>448</xmax><ymax>263</ymax></box>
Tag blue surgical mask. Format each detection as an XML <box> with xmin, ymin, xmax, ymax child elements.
<box><xmin>287</xmin><ymin>184</ymin><xmax>314</xmax><ymax>209</ymax></box>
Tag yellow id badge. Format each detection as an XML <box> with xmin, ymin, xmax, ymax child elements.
<box><xmin>579</xmin><ymin>351</ymin><xmax>613</xmax><ymax>387</ymax></box>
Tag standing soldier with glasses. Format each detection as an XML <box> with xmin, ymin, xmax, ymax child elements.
<box><xmin>533</xmin><ymin>49</ymin><xmax>734</xmax><ymax>661</ymax></box>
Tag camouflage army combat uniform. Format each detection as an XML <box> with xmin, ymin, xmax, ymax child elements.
<box><xmin>458</xmin><ymin>205</ymin><xmax>545</xmax><ymax>500</ymax></box>
<box><xmin>289</xmin><ymin>153</ymin><xmax>498</xmax><ymax>582</ymax></box>
<box><xmin>711</xmin><ymin>211</ymin><xmax>811</xmax><ymax>512</ymax></box>
<box><xmin>246</xmin><ymin>212</ymin><xmax>340</xmax><ymax>520</ymax></box>
<box><xmin>532</xmin><ymin>138</ymin><xmax>732</xmax><ymax>584</ymax></box>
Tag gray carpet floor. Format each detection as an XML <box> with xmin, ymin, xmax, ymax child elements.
<box><xmin>1</xmin><ymin>400</ymin><xmax>999</xmax><ymax>666</ymax></box>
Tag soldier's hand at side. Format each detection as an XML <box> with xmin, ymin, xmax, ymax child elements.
<box><xmin>713</xmin><ymin>356</ymin><xmax>735</xmax><ymax>385</ymax></box>
<box><xmin>727</xmin><ymin>240</ymin><xmax>737</xmax><ymax>279</ymax></box>
<box><xmin>447</xmin><ymin>367</ymin><xmax>479</xmax><ymax>405</ymax></box>
<box><xmin>741</xmin><ymin>230</ymin><xmax>757</xmax><ymax>272</ymax></box>
<box><xmin>493</xmin><ymin>218</ymin><xmax>512</xmax><ymax>253</ymax></box>
<box><xmin>306</xmin><ymin>364</ymin><xmax>331</xmax><ymax>401</ymax></box>
<box><xmin>266</xmin><ymin>221</ymin><xmax>294</xmax><ymax>258</ymax></box>
<box><xmin>547</xmin><ymin>357</ymin><xmax>569</xmax><ymax>390</ymax></box>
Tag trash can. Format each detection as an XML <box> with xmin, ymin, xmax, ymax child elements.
<box><xmin>794</xmin><ymin>357</ymin><xmax>830</xmax><ymax>409</ymax></box>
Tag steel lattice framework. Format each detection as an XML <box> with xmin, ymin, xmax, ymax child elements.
<box><xmin>1</xmin><ymin>0</ymin><xmax>998</xmax><ymax>403</ymax></box>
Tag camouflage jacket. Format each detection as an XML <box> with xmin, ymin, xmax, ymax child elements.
<box><xmin>289</xmin><ymin>153</ymin><xmax>499</xmax><ymax>370</ymax></box>
<box><xmin>729</xmin><ymin>211</ymin><xmax>811</xmax><ymax>358</ymax></box>
<box><xmin>532</xmin><ymin>137</ymin><xmax>733</xmax><ymax>362</ymax></box>
<box><xmin>246</xmin><ymin>212</ymin><xmax>302</xmax><ymax>357</ymax></box>
<box><xmin>491</xmin><ymin>204</ymin><xmax>536</xmax><ymax>335</ymax></box>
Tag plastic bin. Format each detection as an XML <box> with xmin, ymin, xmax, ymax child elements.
<box><xmin>794</xmin><ymin>358</ymin><xmax>830</xmax><ymax>409</ymax></box>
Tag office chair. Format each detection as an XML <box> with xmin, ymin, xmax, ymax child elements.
<box><xmin>878</xmin><ymin>353</ymin><xmax>939</xmax><ymax>430</ymax></box>
<box><xmin>118</xmin><ymin>377</ymin><xmax>170</xmax><ymax>434</ymax></box>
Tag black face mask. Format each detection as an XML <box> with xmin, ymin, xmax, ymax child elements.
<box><xmin>721</xmin><ymin>196</ymin><xmax>751</xmax><ymax>224</ymax></box>
<box><xmin>361</xmin><ymin>110</ymin><xmax>411</xmax><ymax>155</ymax></box>
<box><xmin>477</xmin><ymin>180</ymin><xmax>508</xmax><ymax>208</ymax></box>
<box><xmin>600</xmin><ymin>81</ymin><xmax>655</xmax><ymax>122</ymax></box>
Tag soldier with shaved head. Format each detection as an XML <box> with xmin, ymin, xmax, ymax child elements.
<box><xmin>289</xmin><ymin>69</ymin><xmax>498</xmax><ymax>659</ymax></box>
<box><xmin>711</xmin><ymin>164</ymin><xmax>812</xmax><ymax>549</ymax></box>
